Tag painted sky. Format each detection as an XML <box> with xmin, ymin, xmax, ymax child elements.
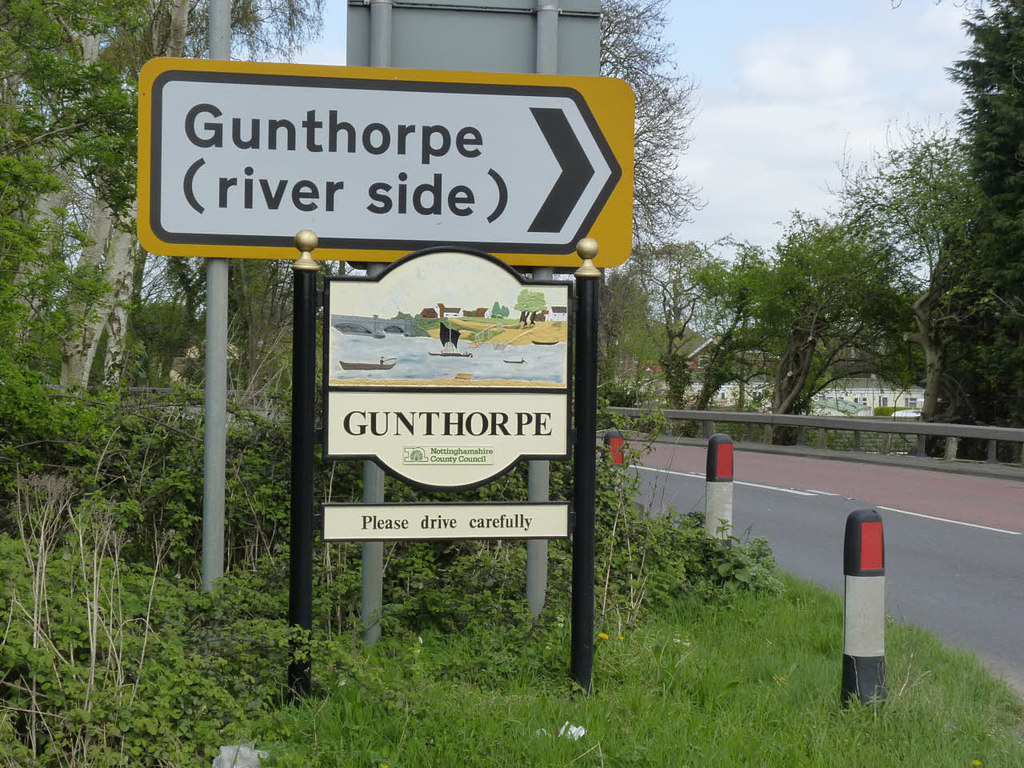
<box><xmin>329</xmin><ymin>251</ymin><xmax>568</xmax><ymax>317</ymax></box>
<box><xmin>299</xmin><ymin>1</ymin><xmax>974</xmax><ymax>251</ymax></box>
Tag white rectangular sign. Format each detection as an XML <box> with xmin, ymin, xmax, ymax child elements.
<box><xmin>325</xmin><ymin>390</ymin><xmax>568</xmax><ymax>488</ymax></box>
<box><xmin>138</xmin><ymin>59</ymin><xmax>635</xmax><ymax>267</ymax></box>
<box><xmin>322</xmin><ymin>502</ymin><xmax>569</xmax><ymax>540</ymax></box>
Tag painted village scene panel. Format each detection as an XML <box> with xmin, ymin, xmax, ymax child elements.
<box><xmin>327</xmin><ymin>251</ymin><xmax>570</xmax><ymax>389</ymax></box>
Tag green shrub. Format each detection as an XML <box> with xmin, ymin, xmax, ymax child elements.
<box><xmin>0</xmin><ymin>388</ymin><xmax>786</xmax><ymax>765</ymax></box>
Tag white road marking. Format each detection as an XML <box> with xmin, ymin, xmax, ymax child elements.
<box><xmin>636</xmin><ymin>466</ymin><xmax>1022</xmax><ymax>535</ymax></box>
<box><xmin>876</xmin><ymin>506</ymin><xmax>1021</xmax><ymax>536</ymax></box>
<box><xmin>636</xmin><ymin>465</ymin><xmax>818</xmax><ymax>497</ymax></box>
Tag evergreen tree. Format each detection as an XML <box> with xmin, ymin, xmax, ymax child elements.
<box><xmin>950</xmin><ymin>0</ymin><xmax>1024</xmax><ymax>425</ymax></box>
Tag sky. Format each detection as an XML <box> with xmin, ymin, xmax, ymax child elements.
<box><xmin>299</xmin><ymin>1</ymin><xmax>974</xmax><ymax>251</ymax></box>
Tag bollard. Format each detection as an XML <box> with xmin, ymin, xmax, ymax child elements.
<box><xmin>704</xmin><ymin>433</ymin><xmax>733</xmax><ymax>539</ymax></box>
<box><xmin>603</xmin><ymin>428</ymin><xmax>625</xmax><ymax>465</ymax></box>
<box><xmin>842</xmin><ymin>508</ymin><xmax>886</xmax><ymax>706</ymax></box>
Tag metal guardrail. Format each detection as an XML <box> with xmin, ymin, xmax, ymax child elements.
<box><xmin>609</xmin><ymin>407</ymin><xmax>1024</xmax><ymax>467</ymax></box>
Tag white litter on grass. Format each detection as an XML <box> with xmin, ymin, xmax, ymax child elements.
<box><xmin>535</xmin><ymin>723</ymin><xmax>586</xmax><ymax>741</ymax></box>
<box><xmin>212</xmin><ymin>743</ymin><xmax>268</xmax><ymax>768</ymax></box>
<box><xmin>558</xmin><ymin>722</ymin><xmax>586</xmax><ymax>741</ymax></box>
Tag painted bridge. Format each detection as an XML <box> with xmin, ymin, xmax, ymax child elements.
<box><xmin>330</xmin><ymin>314</ymin><xmax>413</xmax><ymax>337</ymax></box>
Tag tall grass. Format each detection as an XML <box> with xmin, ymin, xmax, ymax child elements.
<box><xmin>253</xmin><ymin>575</ymin><xmax>1024</xmax><ymax>767</ymax></box>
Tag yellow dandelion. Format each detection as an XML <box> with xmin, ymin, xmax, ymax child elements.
<box><xmin>618</xmin><ymin>635</ymin><xmax>624</xmax><ymax>640</ymax></box>
<box><xmin>598</xmin><ymin>632</ymin><xmax>609</xmax><ymax>640</ymax></box>
<box><xmin>973</xmin><ymin>761</ymin><xmax>982</xmax><ymax>766</ymax></box>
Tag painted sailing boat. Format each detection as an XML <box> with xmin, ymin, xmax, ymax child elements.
<box><xmin>429</xmin><ymin>323</ymin><xmax>473</xmax><ymax>358</ymax></box>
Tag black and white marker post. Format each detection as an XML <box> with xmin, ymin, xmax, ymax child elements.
<box><xmin>842</xmin><ymin>508</ymin><xmax>886</xmax><ymax>706</ymax></box>
<box><xmin>288</xmin><ymin>230</ymin><xmax>319</xmax><ymax>699</ymax></box>
<box><xmin>571</xmin><ymin>238</ymin><xmax>600</xmax><ymax>696</ymax></box>
<box><xmin>705</xmin><ymin>433</ymin><xmax>734</xmax><ymax>539</ymax></box>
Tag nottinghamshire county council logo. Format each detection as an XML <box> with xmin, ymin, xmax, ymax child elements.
<box><xmin>403</xmin><ymin>447</ymin><xmax>428</xmax><ymax>464</ymax></box>
<box><xmin>403</xmin><ymin>446</ymin><xmax>495</xmax><ymax>465</ymax></box>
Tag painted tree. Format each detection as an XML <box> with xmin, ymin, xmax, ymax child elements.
<box><xmin>514</xmin><ymin>289</ymin><xmax>548</xmax><ymax>326</ymax></box>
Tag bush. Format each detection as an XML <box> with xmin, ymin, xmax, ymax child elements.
<box><xmin>0</xmin><ymin>388</ymin><xmax>786</xmax><ymax>765</ymax></box>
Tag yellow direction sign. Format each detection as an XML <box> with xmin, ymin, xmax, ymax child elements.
<box><xmin>138</xmin><ymin>58</ymin><xmax>635</xmax><ymax>268</ymax></box>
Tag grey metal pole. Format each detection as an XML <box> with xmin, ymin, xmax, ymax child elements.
<box><xmin>361</xmin><ymin>262</ymin><xmax>387</xmax><ymax>644</ymax></box>
<box><xmin>536</xmin><ymin>0</ymin><xmax>558</xmax><ymax>74</ymax></box>
<box><xmin>369</xmin><ymin>0</ymin><xmax>393</xmax><ymax>68</ymax></box>
<box><xmin>526</xmin><ymin>0</ymin><xmax>558</xmax><ymax>621</ymax></box>
<box><xmin>202</xmin><ymin>0</ymin><xmax>231</xmax><ymax>592</ymax></box>
<box><xmin>527</xmin><ymin>264</ymin><xmax>555</xmax><ymax>617</ymax></box>
<box><xmin>357</xmin><ymin>0</ymin><xmax>393</xmax><ymax>645</ymax></box>
<box><xmin>526</xmin><ymin>461</ymin><xmax>550</xmax><ymax>617</ymax></box>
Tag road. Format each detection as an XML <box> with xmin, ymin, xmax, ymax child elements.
<box><xmin>632</xmin><ymin>442</ymin><xmax>1024</xmax><ymax>696</ymax></box>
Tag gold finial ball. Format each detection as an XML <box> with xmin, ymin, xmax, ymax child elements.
<box><xmin>576</xmin><ymin>237</ymin><xmax>599</xmax><ymax>261</ymax></box>
<box><xmin>294</xmin><ymin>229</ymin><xmax>318</xmax><ymax>253</ymax></box>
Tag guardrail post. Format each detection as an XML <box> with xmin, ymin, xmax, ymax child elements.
<box><xmin>842</xmin><ymin>508</ymin><xmax>886</xmax><ymax>707</ymax></box>
<box><xmin>853</xmin><ymin>430</ymin><xmax>862</xmax><ymax>452</ymax></box>
<box><xmin>944</xmin><ymin>436</ymin><xmax>959</xmax><ymax>461</ymax></box>
<box><xmin>705</xmin><ymin>433</ymin><xmax>733</xmax><ymax>540</ymax></box>
<box><xmin>986</xmin><ymin>439</ymin><xmax>999</xmax><ymax>464</ymax></box>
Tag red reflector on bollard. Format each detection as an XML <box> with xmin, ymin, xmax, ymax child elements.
<box><xmin>609</xmin><ymin>437</ymin><xmax>624</xmax><ymax>465</ymax></box>
<box><xmin>860</xmin><ymin>521</ymin><xmax>884</xmax><ymax>570</ymax></box>
<box><xmin>716</xmin><ymin>443</ymin><xmax>733</xmax><ymax>480</ymax></box>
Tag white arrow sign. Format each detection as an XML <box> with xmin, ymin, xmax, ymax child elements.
<box><xmin>139</xmin><ymin>61</ymin><xmax>631</xmax><ymax>261</ymax></box>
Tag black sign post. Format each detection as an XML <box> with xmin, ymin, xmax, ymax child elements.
<box><xmin>288</xmin><ymin>230</ymin><xmax>319</xmax><ymax>699</ymax></box>
<box><xmin>571</xmin><ymin>238</ymin><xmax>600</xmax><ymax>695</ymax></box>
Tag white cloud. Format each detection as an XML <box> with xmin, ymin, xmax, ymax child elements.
<box><xmin>676</xmin><ymin>3</ymin><xmax>972</xmax><ymax>251</ymax></box>
<box><xmin>738</xmin><ymin>39</ymin><xmax>866</xmax><ymax>101</ymax></box>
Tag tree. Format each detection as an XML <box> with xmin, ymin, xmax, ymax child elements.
<box><xmin>949</xmin><ymin>0</ymin><xmax>1024</xmax><ymax>425</ymax></box>
<box><xmin>837</xmin><ymin>125</ymin><xmax>981</xmax><ymax>422</ymax></box>
<box><xmin>0</xmin><ymin>0</ymin><xmax>145</xmax><ymax>387</ymax></box>
<box><xmin>750</xmin><ymin>215</ymin><xmax>907</xmax><ymax>422</ymax></box>
<box><xmin>623</xmin><ymin>242</ymin><xmax>722</xmax><ymax>408</ymax></box>
<box><xmin>601</xmin><ymin>0</ymin><xmax>700</xmax><ymax>246</ymax></box>
<box><xmin>0</xmin><ymin>0</ymin><xmax>327</xmax><ymax>389</ymax></box>
<box><xmin>690</xmin><ymin>241</ymin><xmax>771</xmax><ymax>411</ymax></box>
<box><xmin>598</xmin><ymin>266</ymin><xmax>662</xmax><ymax>404</ymax></box>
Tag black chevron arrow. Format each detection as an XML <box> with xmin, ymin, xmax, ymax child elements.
<box><xmin>528</xmin><ymin>107</ymin><xmax>595</xmax><ymax>233</ymax></box>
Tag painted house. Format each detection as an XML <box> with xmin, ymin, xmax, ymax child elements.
<box><xmin>435</xmin><ymin>303</ymin><xmax>462</xmax><ymax>319</ymax></box>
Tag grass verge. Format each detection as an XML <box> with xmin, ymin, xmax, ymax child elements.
<box><xmin>250</xmin><ymin>574</ymin><xmax>1024</xmax><ymax>767</ymax></box>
